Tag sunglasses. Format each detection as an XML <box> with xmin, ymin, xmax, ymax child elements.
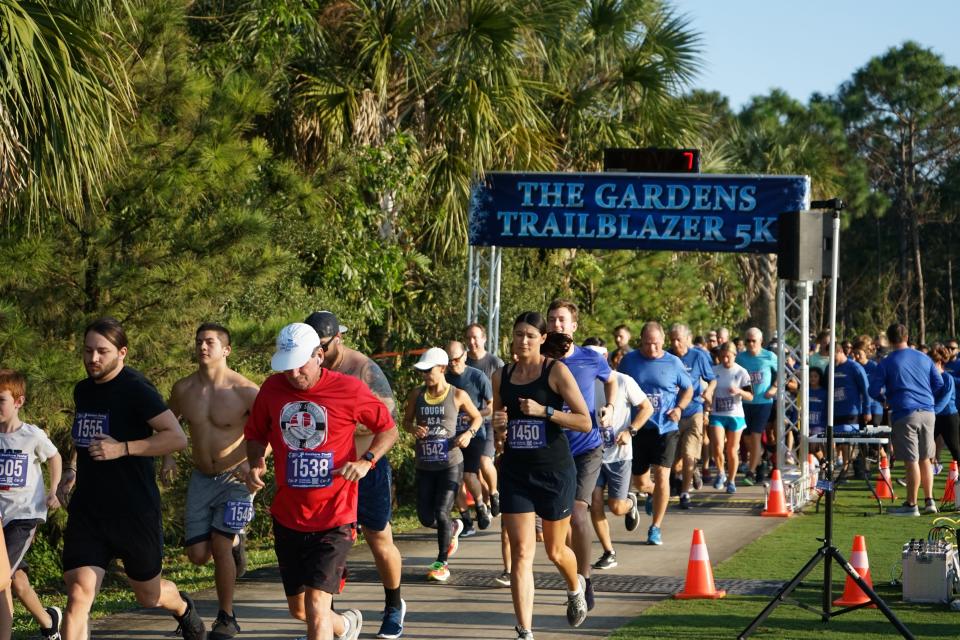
<box><xmin>320</xmin><ymin>336</ymin><xmax>337</xmax><ymax>352</ymax></box>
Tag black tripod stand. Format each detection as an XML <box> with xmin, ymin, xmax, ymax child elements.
<box><xmin>739</xmin><ymin>201</ymin><xmax>914</xmax><ymax>640</ymax></box>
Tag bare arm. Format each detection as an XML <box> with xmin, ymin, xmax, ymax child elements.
<box><xmin>245</xmin><ymin>439</ymin><xmax>269</xmax><ymax>492</ymax></box>
<box><xmin>87</xmin><ymin>409</ymin><xmax>187</xmax><ymax>461</ymax></box>
<box><xmin>702</xmin><ymin>378</ymin><xmax>718</xmax><ymax>405</ymax></box>
<box><xmin>45</xmin><ymin>452</ymin><xmax>62</xmax><ymax>511</ymax></box>
<box><xmin>453</xmin><ymin>389</ymin><xmax>483</xmax><ymax>448</ymax></box>
<box><xmin>545</xmin><ymin>362</ymin><xmax>591</xmax><ymax>432</ymax></box>
<box><xmin>599</xmin><ymin>375</ymin><xmax>619</xmax><ymax>426</ymax></box>
<box><xmin>402</xmin><ymin>388</ymin><xmax>427</xmax><ymax>439</ymax></box>
<box><xmin>666</xmin><ymin>385</ymin><xmax>695</xmax><ymax>423</ymax></box>
<box><xmin>630</xmin><ymin>398</ymin><xmax>654</xmax><ymax>432</ymax></box>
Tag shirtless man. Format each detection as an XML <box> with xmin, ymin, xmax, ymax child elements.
<box><xmin>162</xmin><ymin>323</ymin><xmax>260</xmax><ymax>640</ymax></box>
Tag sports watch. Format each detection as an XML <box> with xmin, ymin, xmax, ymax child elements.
<box><xmin>362</xmin><ymin>451</ymin><xmax>377</xmax><ymax>468</ymax></box>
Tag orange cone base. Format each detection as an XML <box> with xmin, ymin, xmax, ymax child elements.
<box><xmin>675</xmin><ymin>589</ymin><xmax>726</xmax><ymax>600</ymax></box>
<box><xmin>761</xmin><ymin>509</ymin><xmax>793</xmax><ymax>517</ymax></box>
<box><xmin>834</xmin><ymin>597</ymin><xmax>877</xmax><ymax>608</ymax></box>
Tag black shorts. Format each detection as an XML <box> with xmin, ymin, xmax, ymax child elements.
<box><xmin>462</xmin><ymin>432</ymin><xmax>485</xmax><ymax>474</ymax></box>
<box><xmin>631</xmin><ymin>428</ymin><xmax>680</xmax><ymax>477</ymax></box>
<box><xmin>573</xmin><ymin>446</ymin><xmax>603</xmax><ymax>506</ymax></box>
<box><xmin>743</xmin><ymin>403</ymin><xmax>774</xmax><ymax>435</ymax></box>
<box><xmin>357</xmin><ymin>460</ymin><xmax>393</xmax><ymax>532</ymax></box>
<box><xmin>499</xmin><ymin>462</ymin><xmax>576</xmax><ymax>521</ymax></box>
<box><xmin>62</xmin><ymin>508</ymin><xmax>163</xmax><ymax>582</ymax></box>
<box><xmin>273</xmin><ymin>519</ymin><xmax>355</xmax><ymax>597</ymax></box>
<box><xmin>3</xmin><ymin>519</ymin><xmax>40</xmax><ymax>573</ymax></box>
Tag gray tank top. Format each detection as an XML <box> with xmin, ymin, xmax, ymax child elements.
<box><xmin>414</xmin><ymin>385</ymin><xmax>463</xmax><ymax>470</ymax></box>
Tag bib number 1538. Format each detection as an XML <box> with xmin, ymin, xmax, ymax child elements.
<box><xmin>286</xmin><ymin>451</ymin><xmax>333</xmax><ymax>488</ymax></box>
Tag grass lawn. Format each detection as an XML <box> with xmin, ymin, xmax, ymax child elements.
<box><xmin>612</xmin><ymin>472</ymin><xmax>959</xmax><ymax>640</ymax></box>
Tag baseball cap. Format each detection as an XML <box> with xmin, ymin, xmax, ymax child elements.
<box><xmin>413</xmin><ymin>347</ymin><xmax>449</xmax><ymax>370</ymax></box>
<box><xmin>271</xmin><ymin>323</ymin><xmax>321</xmax><ymax>371</ymax></box>
<box><xmin>304</xmin><ymin>310</ymin><xmax>348</xmax><ymax>338</ymax></box>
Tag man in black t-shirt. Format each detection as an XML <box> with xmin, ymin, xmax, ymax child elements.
<box><xmin>56</xmin><ymin>318</ymin><xmax>206</xmax><ymax>640</ymax></box>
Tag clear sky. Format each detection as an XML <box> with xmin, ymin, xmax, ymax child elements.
<box><xmin>672</xmin><ymin>0</ymin><xmax>960</xmax><ymax>110</ymax></box>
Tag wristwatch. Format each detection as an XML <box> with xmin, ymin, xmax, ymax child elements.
<box><xmin>362</xmin><ymin>451</ymin><xmax>377</xmax><ymax>468</ymax></box>
<box><xmin>545</xmin><ymin>405</ymin><xmax>555</xmax><ymax>420</ymax></box>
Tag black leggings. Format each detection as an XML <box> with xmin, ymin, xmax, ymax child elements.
<box><xmin>416</xmin><ymin>463</ymin><xmax>464</xmax><ymax>562</ymax></box>
<box><xmin>935</xmin><ymin>413</ymin><xmax>960</xmax><ymax>462</ymax></box>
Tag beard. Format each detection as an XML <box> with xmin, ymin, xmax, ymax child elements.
<box><xmin>86</xmin><ymin>354</ymin><xmax>121</xmax><ymax>380</ymax></box>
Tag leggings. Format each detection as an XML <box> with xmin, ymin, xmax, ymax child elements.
<box><xmin>416</xmin><ymin>463</ymin><xmax>464</xmax><ymax>562</ymax></box>
<box><xmin>934</xmin><ymin>412</ymin><xmax>960</xmax><ymax>462</ymax></box>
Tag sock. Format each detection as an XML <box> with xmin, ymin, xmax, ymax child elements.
<box><xmin>460</xmin><ymin>509</ymin><xmax>473</xmax><ymax>529</ymax></box>
<box><xmin>680</xmin><ymin>492</ymin><xmax>689</xmax><ymax>499</ymax></box>
<box><xmin>385</xmin><ymin>586</ymin><xmax>402</xmax><ymax>609</ymax></box>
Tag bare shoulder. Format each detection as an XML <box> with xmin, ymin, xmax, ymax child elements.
<box><xmin>170</xmin><ymin>371</ymin><xmax>201</xmax><ymax>400</ymax></box>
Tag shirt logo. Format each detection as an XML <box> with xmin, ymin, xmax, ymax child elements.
<box><xmin>280</xmin><ymin>401</ymin><xmax>328</xmax><ymax>450</ymax></box>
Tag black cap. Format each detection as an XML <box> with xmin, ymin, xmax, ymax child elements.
<box><xmin>304</xmin><ymin>311</ymin><xmax>341</xmax><ymax>339</ymax></box>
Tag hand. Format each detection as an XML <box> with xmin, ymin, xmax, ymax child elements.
<box><xmin>337</xmin><ymin>460</ymin><xmax>372</xmax><ymax>482</ymax></box>
<box><xmin>518</xmin><ymin>397</ymin><xmax>545</xmax><ymax>417</ymax></box>
<box><xmin>454</xmin><ymin>431</ymin><xmax>473</xmax><ymax>449</ymax></box>
<box><xmin>701</xmin><ymin>394</ymin><xmax>713</xmax><ymax>406</ymax></box>
<box><xmin>246</xmin><ymin>457</ymin><xmax>266</xmax><ymax>492</ymax></box>
<box><xmin>413</xmin><ymin>425</ymin><xmax>429</xmax><ymax>439</ymax></box>
<box><xmin>729</xmin><ymin>386</ymin><xmax>739</xmax><ymax>396</ymax></box>
<box><xmin>599</xmin><ymin>404</ymin><xmax>613</xmax><ymax>427</ymax></box>
<box><xmin>764</xmin><ymin>387</ymin><xmax>777</xmax><ymax>399</ymax></box>
<box><xmin>56</xmin><ymin>470</ymin><xmax>76</xmax><ymax>505</ymax></box>
<box><xmin>863</xmin><ymin>414</ymin><xmax>872</xmax><ymax>424</ymax></box>
<box><xmin>161</xmin><ymin>457</ymin><xmax>177</xmax><ymax>486</ymax></box>
<box><xmin>666</xmin><ymin>407</ymin><xmax>682</xmax><ymax>423</ymax></box>
<box><xmin>492</xmin><ymin>409</ymin><xmax>508</xmax><ymax>432</ymax></box>
<box><xmin>233</xmin><ymin>461</ymin><xmax>252</xmax><ymax>485</ymax></box>
<box><xmin>45</xmin><ymin>491</ymin><xmax>61</xmax><ymax>511</ymax></box>
<box><xmin>615</xmin><ymin>430</ymin><xmax>631</xmax><ymax>447</ymax></box>
<box><xmin>89</xmin><ymin>435</ymin><xmax>126</xmax><ymax>461</ymax></box>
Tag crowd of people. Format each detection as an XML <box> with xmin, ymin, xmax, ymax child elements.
<box><xmin>0</xmin><ymin>306</ymin><xmax>957</xmax><ymax>640</ymax></box>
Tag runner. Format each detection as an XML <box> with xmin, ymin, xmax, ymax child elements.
<box><xmin>735</xmin><ymin>328</ymin><xmax>779</xmax><ymax>485</ymax></box>
<box><xmin>617</xmin><ymin>321</ymin><xmax>693</xmax><ymax>546</ymax></box>
<box><xmin>303</xmin><ymin>311</ymin><xmax>406</xmax><ymax>639</ymax></box>
<box><xmin>444</xmin><ymin>341</ymin><xmax>493</xmax><ymax>537</ymax></box>
<box><xmin>162</xmin><ymin>323</ymin><xmax>260</xmax><ymax>639</ymax></box>
<box><xmin>244</xmin><ymin>322</ymin><xmax>397</xmax><ymax>640</ymax></box>
<box><xmin>56</xmin><ymin>317</ymin><xmax>205</xmax><ymax>640</ymax></box>
<box><xmin>0</xmin><ymin>369</ymin><xmax>63</xmax><ymax>639</ymax></box>
<box><xmin>546</xmin><ymin>299</ymin><xmax>616</xmax><ymax>609</ymax></box>
<box><xmin>401</xmin><ymin>348</ymin><xmax>481</xmax><ymax>582</ymax></box>
<box><xmin>707</xmin><ymin>343</ymin><xmax>754</xmax><ymax>493</ymax></box>
<box><xmin>491</xmin><ymin>311</ymin><xmax>592</xmax><ymax>639</ymax></box>
<box><xmin>464</xmin><ymin>323</ymin><xmax>503</xmax><ymax>515</ymax></box>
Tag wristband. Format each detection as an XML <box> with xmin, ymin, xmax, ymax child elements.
<box><xmin>125</xmin><ymin>442</ymin><xmax>130</xmax><ymax>457</ymax></box>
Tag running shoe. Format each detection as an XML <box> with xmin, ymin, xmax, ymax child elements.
<box><xmin>888</xmin><ymin>502</ymin><xmax>920</xmax><ymax>517</ymax></box>
<box><xmin>460</xmin><ymin>524</ymin><xmax>477</xmax><ymax>538</ymax></box>
<box><xmin>565</xmin><ymin>574</ymin><xmax>587</xmax><ymax>627</ymax></box>
<box><xmin>923</xmin><ymin>498</ymin><xmax>939</xmax><ymax>515</ymax></box>
<box><xmin>933</xmin><ymin>462</ymin><xmax>944</xmax><ymax>476</ymax></box>
<box><xmin>377</xmin><ymin>599</ymin><xmax>406</xmax><ymax>639</ymax></box>
<box><xmin>741</xmin><ymin>474</ymin><xmax>755</xmax><ymax>487</ymax></box>
<box><xmin>678</xmin><ymin>494</ymin><xmax>691</xmax><ymax>510</ymax></box>
<box><xmin>490</xmin><ymin>492</ymin><xmax>501</xmax><ymax>518</ymax></box>
<box><xmin>209</xmin><ymin>610</ymin><xmax>240</xmax><ymax>640</ymax></box>
<box><xmin>712</xmin><ymin>473</ymin><xmax>726</xmax><ymax>490</ymax></box>
<box><xmin>725</xmin><ymin>481</ymin><xmax>736</xmax><ymax>494</ymax></box>
<box><xmin>647</xmin><ymin>525</ymin><xmax>662</xmax><ymax>546</ymax></box>
<box><xmin>41</xmin><ymin>605</ymin><xmax>61</xmax><ymax>639</ymax></box>
<box><xmin>426</xmin><ymin>561</ymin><xmax>450</xmax><ymax>582</ymax></box>
<box><xmin>447</xmin><ymin>519</ymin><xmax>464</xmax><ymax>557</ymax></box>
<box><xmin>233</xmin><ymin>532</ymin><xmax>247</xmax><ymax>578</ymax></box>
<box><xmin>624</xmin><ymin>493</ymin><xmax>640</xmax><ymax>532</ymax></box>
<box><xmin>173</xmin><ymin>592</ymin><xmax>206</xmax><ymax>640</ymax></box>
<box><xmin>755</xmin><ymin>468</ymin><xmax>765</xmax><ymax>484</ymax></box>
<box><xmin>477</xmin><ymin>503</ymin><xmax>492</xmax><ymax>530</ymax></box>
<box><xmin>644</xmin><ymin>494</ymin><xmax>653</xmax><ymax>516</ymax></box>
<box><xmin>335</xmin><ymin>609</ymin><xmax>362</xmax><ymax>640</ymax></box>
<box><xmin>494</xmin><ymin>570</ymin><xmax>511</xmax><ymax>587</ymax></box>
<box><xmin>585</xmin><ymin>577</ymin><xmax>595</xmax><ymax>611</ymax></box>
<box><xmin>593</xmin><ymin>550</ymin><xmax>618</xmax><ymax>570</ymax></box>
<box><xmin>515</xmin><ymin>625</ymin><xmax>534</xmax><ymax>640</ymax></box>
<box><xmin>896</xmin><ymin>477</ymin><xmax>908</xmax><ymax>487</ymax></box>
<box><xmin>692</xmin><ymin>468</ymin><xmax>704</xmax><ymax>490</ymax></box>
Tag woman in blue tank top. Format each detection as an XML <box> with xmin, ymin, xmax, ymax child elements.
<box><xmin>491</xmin><ymin>312</ymin><xmax>592</xmax><ymax>639</ymax></box>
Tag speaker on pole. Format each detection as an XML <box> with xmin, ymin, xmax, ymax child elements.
<box><xmin>777</xmin><ymin>210</ymin><xmax>826</xmax><ymax>281</ymax></box>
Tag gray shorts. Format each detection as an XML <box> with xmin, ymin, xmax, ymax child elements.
<box><xmin>573</xmin><ymin>446</ymin><xmax>604</xmax><ymax>506</ymax></box>
<box><xmin>892</xmin><ymin>411</ymin><xmax>936</xmax><ymax>463</ymax></box>
<box><xmin>595</xmin><ymin>460</ymin><xmax>632</xmax><ymax>500</ymax></box>
<box><xmin>185</xmin><ymin>468</ymin><xmax>255</xmax><ymax>546</ymax></box>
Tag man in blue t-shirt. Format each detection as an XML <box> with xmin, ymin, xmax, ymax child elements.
<box><xmin>619</xmin><ymin>322</ymin><xmax>693</xmax><ymax>546</ymax></box>
<box><xmin>548</xmin><ymin>299</ymin><xmax>616</xmax><ymax>611</ymax></box>
<box><xmin>735</xmin><ymin>328</ymin><xmax>779</xmax><ymax>485</ymax></box>
<box><xmin>668</xmin><ymin>324</ymin><xmax>716</xmax><ymax>510</ymax></box>
<box><xmin>868</xmin><ymin>323</ymin><xmax>944</xmax><ymax>516</ymax></box>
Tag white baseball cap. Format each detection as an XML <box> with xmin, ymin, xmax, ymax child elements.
<box><xmin>271</xmin><ymin>323</ymin><xmax>321</xmax><ymax>371</ymax></box>
<box><xmin>413</xmin><ymin>347</ymin><xmax>449</xmax><ymax>370</ymax></box>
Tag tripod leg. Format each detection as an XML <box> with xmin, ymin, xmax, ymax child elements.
<box><xmin>739</xmin><ymin>548</ymin><xmax>826</xmax><ymax>639</ymax></box>
<box><xmin>828</xmin><ymin>548</ymin><xmax>915</xmax><ymax>640</ymax></box>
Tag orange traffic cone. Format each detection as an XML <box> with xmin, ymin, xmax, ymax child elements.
<box><xmin>761</xmin><ymin>469</ymin><xmax>793</xmax><ymax>517</ymax></box>
<box><xmin>807</xmin><ymin>453</ymin><xmax>820</xmax><ymax>490</ymax></box>
<box><xmin>833</xmin><ymin>535</ymin><xmax>876</xmax><ymax>608</ymax></box>
<box><xmin>874</xmin><ymin>456</ymin><xmax>896</xmax><ymax>500</ymax></box>
<box><xmin>674</xmin><ymin>529</ymin><xmax>726</xmax><ymax>600</ymax></box>
<box><xmin>941</xmin><ymin>460</ymin><xmax>957</xmax><ymax>503</ymax></box>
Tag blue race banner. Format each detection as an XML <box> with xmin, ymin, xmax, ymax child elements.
<box><xmin>469</xmin><ymin>172</ymin><xmax>810</xmax><ymax>253</ymax></box>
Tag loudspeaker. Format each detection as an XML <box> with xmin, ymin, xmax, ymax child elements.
<box><xmin>777</xmin><ymin>210</ymin><xmax>825</xmax><ymax>281</ymax></box>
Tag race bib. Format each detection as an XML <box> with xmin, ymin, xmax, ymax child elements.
<box><xmin>749</xmin><ymin>370</ymin><xmax>763</xmax><ymax>386</ymax></box>
<box><xmin>648</xmin><ymin>393</ymin><xmax>662</xmax><ymax>412</ymax></box>
<box><xmin>715</xmin><ymin>396</ymin><xmax>735</xmax><ymax>412</ymax></box>
<box><xmin>223</xmin><ymin>499</ymin><xmax>254</xmax><ymax>530</ymax></box>
<box><xmin>601</xmin><ymin>426</ymin><xmax>616</xmax><ymax>448</ymax></box>
<box><xmin>0</xmin><ymin>453</ymin><xmax>28</xmax><ymax>488</ymax></box>
<box><xmin>456</xmin><ymin>412</ymin><xmax>471</xmax><ymax>434</ymax></box>
<box><xmin>810</xmin><ymin>411</ymin><xmax>823</xmax><ymax>425</ymax></box>
<box><xmin>72</xmin><ymin>412</ymin><xmax>109</xmax><ymax>448</ymax></box>
<box><xmin>417</xmin><ymin>438</ymin><xmax>449</xmax><ymax>463</ymax></box>
<box><xmin>834</xmin><ymin>387</ymin><xmax>846</xmax><ymax>402</ymax></box>
<box><xmin>286</xmin><ymin>450</ymin><xmax>334</xmax><ymax>488</ymax></box>
<box><xmin>507</xmin><ymin>418</ymin><xmax>547</xmax><ymax>450</ymax></box>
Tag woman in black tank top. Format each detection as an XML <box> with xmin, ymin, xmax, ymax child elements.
<box><xmin>491</xmin><ymin>312</ymin><xmax>592</xmax><ymax>638</ymax></box>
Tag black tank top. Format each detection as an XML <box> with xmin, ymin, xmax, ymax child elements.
<box><xmin>499</xmin><ymin>359</ymin><xmax>573</xmax><ymax>470</ymax></box>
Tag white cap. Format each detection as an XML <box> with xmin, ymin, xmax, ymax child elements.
<box><xmin>413</xmin><ymin>347</ymin><xmax>449</xmax><ymax>370</ymax></box>
<box><xmin>585</xmin><ymin>345</ymin><xmax>608</xmax><ymax>357</ymax></box>
<box><xmin>271</xmin><ymin>323</ymin><xmax>321</xmax><ymax>371</ymax></box>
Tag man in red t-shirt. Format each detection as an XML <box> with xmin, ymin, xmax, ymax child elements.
<box><xmin>245</xmin><ymin>323</ymin><xmax>397</xmax><ymax>640</ymax></box>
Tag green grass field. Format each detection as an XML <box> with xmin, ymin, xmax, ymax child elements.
<box><xmin>612</xmin><ymin>474</ymin><xmax>960</xmax><ymax>640</ymax></box>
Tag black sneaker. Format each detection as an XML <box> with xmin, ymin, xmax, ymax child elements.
<box><xmin>490</xmin><ymin>492</ymin><xmax>501</xmax><ymax>518</ymax></box>
<box><xmin>477</xmin><ymin>503</ymin><xmax>492</xmax><ymax>530</ymax></box>
<box><xmin>755</xmin><ymin>468</ymin><xmax>765</xmax><ymax>485</ymax></box>
<box><xmin>678</xmin><ymin>494</ymin><xmax>692</xmax><ymax>510</ymax></box>
<box><xmin>232</xmin><ymin>533</ymin><xmax>247</xmax><ymax>578</ymax></box>
<box><xmin>624</xmin><ymin>493</ymin><xmax>640</xmax><ymax>532</ymax></box>
<box><xmin>173</xmin><ymin>592</ymin><xmax>206</xmax><ymax>640</ymax></box>
<box><xmin>592</xmin><ymin>550</ymin><xmax>617</xmax><ymax>570</ymax></box>
<box><xmin>209</xmin><ymin>609</ymin><xmax>240</xmax><ymax>640</ymax></box>
<box><xmin>41</xmin><ymin>605</ymin><xmax>62</xmax><ymax>639</ymax></box>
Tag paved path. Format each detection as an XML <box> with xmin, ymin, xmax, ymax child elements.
<box><xmin>93</xmin><ymin>485</ymin><xmax>790</xmax><ymax>639</ymax></box>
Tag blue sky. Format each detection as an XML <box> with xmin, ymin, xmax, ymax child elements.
<box><xmin>672</xmin><ymin>0</ymin><xmax>960</xmax><ymax>110</ymax></box>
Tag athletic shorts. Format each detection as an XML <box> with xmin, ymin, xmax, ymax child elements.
<box><xmin>573</xmin><ymin>446</ymin><xmax>604</xmax><ymax>506</ymax></box>
<box><xmin>892</xmin><ymin>410</ymin><xmax>936</xmax><ymax>463</ymax></box>
<box><xmin>631</xmin><ymin>428</ymin><xmax>680</xmax><ymax>477</ymax></box>
<box><xmin>709</xmin><ymin>415</ymin><xmax>746</xmax><ymax>432</ymax></box>
<box><xmin>357</xmin><ymin>460</ymin><xmax>393</xmax><ymax>532</ymax></box>
<box><xmin>184</xmin><ymin>468</ymin><xmax>255</xmax><ymax>546</ymax></box>
<box><xmin>482</xmin><ymin>430</ymin><xmax>496</xmax><ymax>458</ymax></box>
<box><xmin>595</xmin><ymin>460</ymin><xmax>632</xmax><ymax>500</ymax></box>
<box><xmin>273</xmin><ymin>519</ymin><xmax>356</xmax><ymax>597</ymax></box>
<box><xmin>499</xmin><ymin>461</ymin><xmax>576</xmax><ymax>521</ymax></box>
<box><xmin>743</xmin><ymin>403</ymin><xmax>774</xmax><ymax>435</ymax></box>
<box><xmin>62</xmin><ymin>508</ymin><xmax>163</xmax><ymax>582</ymax></box>
<box><xmin>677</xmin><ymin>413</ymin><xmax>704</xmax><ymax>460</ymax></box>
<box><xmin>462</xmin><ymin>432</ymin><xmax>485</xmax><ymax>474</ymax></box>
<box><xmin>3</xmin><ymin>519</ymin><xmax>39</xmax><ymax>573</ymax></box>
